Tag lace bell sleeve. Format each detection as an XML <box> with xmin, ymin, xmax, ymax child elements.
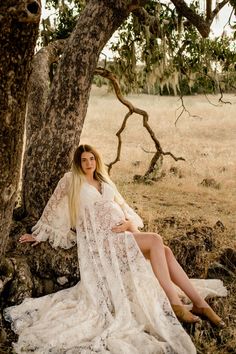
<box><xmin>121</xmin><ymin>201</ymin><xmax>144</xmax><ymax>229</ymax></box>
<box><xmin>112</xmin><ymin>183</ymin><xmax>144</xmax><ymax>229</ymax></box>
<box><xmin>31</xmin><ymin>172</ymin><xmax>76</xmax><ymax>249</ymax></box>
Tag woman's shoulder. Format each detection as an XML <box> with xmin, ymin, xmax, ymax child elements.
<box><xmin>57</xmin><ymin>171</ymin><xmax>72</xmax><ymax>189</ymax></box>
<box><xmin>61</xmin><ymin>171</ymin><xmax>72</xmax><ymax>181</ymax></box>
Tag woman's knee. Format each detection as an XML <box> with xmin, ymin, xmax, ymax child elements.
<box><xmin>149</xmin><ymin>233</ymin><xmax>163</xmax><ymax>247</ymax></box>
<box><xmin>164</xmin><ymin>246</ymin><xmax>173</xmax><ymax>257</ymax></box>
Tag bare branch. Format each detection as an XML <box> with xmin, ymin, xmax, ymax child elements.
<box><xmin>175</xmin><ymin>95</ymin><xmax>202</xmax><ymax>125</ymax></box>
<box><xmin>170</xmin><ymin>0</ymin><xmax>210</xmax><ymax>37</ymax></box>
<box><xmin>204</xmin><ymin>93</ymin><xmax>221</xmax><ymax>107</ymax></box>
<box><xmin>94</xmin><ymin>67</ymin><xmax>185</xmax><ymax>176</ymax></box>
<box><xmin>218</xmin><ymin>85</ymin><xmax>232</xmax><ymax>105</ymax></box>
<box><xmin>171</xmin><ymin>0</ymin><xmax>230</xmax><ymax>37</ymax></box>
<box><xmin>211</xmin><ymin>0</ymin><xmax>229</xmax><ymax>22</ymax></box>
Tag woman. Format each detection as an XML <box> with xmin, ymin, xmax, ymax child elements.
<box><xmin>4</xmin><ymin>144</ymin><xmax>226</xmax><ymax>354</ymax></box>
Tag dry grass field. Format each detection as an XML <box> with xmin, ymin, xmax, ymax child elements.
<box><xmin>81</xmin><ymin>86</ymin><xmax>236</xmax><ymax>240</ymax></box>
<box><xmin>81</xmin><ymin>86</ymin><xmax>236</xmax><ymax>353</ymax></box>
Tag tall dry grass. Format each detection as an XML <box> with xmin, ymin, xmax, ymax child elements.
<box><xmin>81</xmin><ymin>86</ymin><xmax>236</xmax><ymax>234</ymax></box>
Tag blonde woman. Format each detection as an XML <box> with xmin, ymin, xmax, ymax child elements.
<box><xmin>5</xmin><ymin>144</ymin><xmax>226</xmax><ymax>354</ymax></box>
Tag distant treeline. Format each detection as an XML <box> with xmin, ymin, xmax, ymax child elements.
<box><xmin>93</xmin><ymin>70</ymin><xmax>236</xmax><ymax>96</ymax></box>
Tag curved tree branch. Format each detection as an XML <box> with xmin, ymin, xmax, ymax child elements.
<box><xmin>170</xmin><ymin>0</ymin><xmax>230</xmax><ymax>37</ymax></box>
<box><xmin>94</xmin><ymin>67</ymin><xmax>185</xmax><ymax>178</ymax></box>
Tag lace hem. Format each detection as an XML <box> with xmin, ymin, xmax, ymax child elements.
<box><xmin>32</xmin><ymin>221</ymin><xmax>76</xmax><ymax>249</ymax></box>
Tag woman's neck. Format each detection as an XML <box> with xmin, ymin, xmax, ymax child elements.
<box><xmin>85</xmin><ymin>175</ymin><xmax>95</xmax><ymax>183</ymax></box>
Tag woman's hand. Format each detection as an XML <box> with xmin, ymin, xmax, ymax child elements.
<box><xmin>112</xmin><ymin>220</ymin><xmax>134</xmax><ymax>233</ymax></box>
<box><xmin>112</xmin><ymin>220</ymin><xmax>130</xmax><ymax>233</ymax></box>
<box><xmin>19</xmin><ymin>234</ymin><xmax>40</xmax><ymax>247</ymax></box>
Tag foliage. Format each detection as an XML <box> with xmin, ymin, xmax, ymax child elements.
<box><xmin>108</xmin><ymin>2</ymin><xmax>236</xmax><ymax>95</ymax></box>
<box><xmin>41</xmin><ymin>0</ymin><xmax>84</xmax><ymax>46</ymax></box>
<box><xmin>41</xmin><ymin>0</ymin><xmax>236</xmax><ymax>95</ymax></box>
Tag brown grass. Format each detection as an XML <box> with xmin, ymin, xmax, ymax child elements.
<box><xmin>81</xmin><ymin>86</ymin><xmax>236</xmax><ymax>236</ymax></box>
<box><xmin>81</xmin><ymin>86</ymin><xmax>236</xmax><ymax>353</ymax></box>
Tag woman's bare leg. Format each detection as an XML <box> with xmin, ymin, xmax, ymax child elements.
<box><xmin>164</xmin><ymin>247</ymin><xmax>207</xmax><ymax>307</ymax></box>
<box><xmin>133</xmin><ymin>232</ymin><xmax>224</xmax><ymax>325</ymax></box>
<box><xmin>134</xmin><ymin>231</ymin><xmax>206</xmax><ymax>307</ymax></box>
<box><xmin>133</xmin><ymin>232</ymin><xmax>182</xmax><ymax>305</ymax></box>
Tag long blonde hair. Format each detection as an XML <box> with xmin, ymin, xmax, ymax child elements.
<box><xmin>68</xmin><ymin>144</ymin><xmax>122</xmax><ymax>228</ymax></box>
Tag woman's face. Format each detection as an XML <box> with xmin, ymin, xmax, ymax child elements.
<box><xmin>81</xmin><ymin>151</ymin><xmax>97</xmax><ymax>176</ymax></box>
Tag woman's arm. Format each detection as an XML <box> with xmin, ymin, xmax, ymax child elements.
<box><xmin>19</xmin><ymin>172</ymin><xmax>76</xmax><ymax>249</ymax></box>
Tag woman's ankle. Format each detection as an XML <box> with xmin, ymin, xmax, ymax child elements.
<box><xmin>192</xmin><ymin>299</ymin><xmax>209</xmax><ymax>308</ymax></box>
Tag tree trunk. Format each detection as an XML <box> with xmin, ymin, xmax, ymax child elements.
<box><xmin>0</xmin><ymin>0</ymin><xmax>41</xmax><ymax>259</ymax></box>
<box><xmin>21</xmin><ymin>40</ymin><xmax>65</xmax><ymax>214</ymax></box>
<box><xmin>22</xmin><ymin>0</ymin><xmax>142</xmax><ymax>219</ymax></box>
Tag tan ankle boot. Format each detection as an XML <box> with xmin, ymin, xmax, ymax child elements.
<box><xmin>171</xmin><ymin>304</ymin><xmax>201</xmax><ymax>324</ymax></box>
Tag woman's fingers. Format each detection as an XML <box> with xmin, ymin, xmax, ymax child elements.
<box><xmin>112</xmin><ymin>221</ymin><xmax>127</xmax><ymax>233</ymax></box>
<box><xmin>19</xmin><ymin>234</ymin><xmax>37</xmax><ymax>243</ymax></box>
<box><xmin>31</xmin><ymin>241</ymin><xmax>40</xmax><ymax>247</ymax></box>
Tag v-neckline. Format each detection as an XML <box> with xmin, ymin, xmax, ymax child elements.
<box><xmin>86</xmin><ymin>181</ymin><xmax>103</xmax><ymax>196</ymax></box>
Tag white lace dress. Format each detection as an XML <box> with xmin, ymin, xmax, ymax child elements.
<box><xmin>4</xmin><ymin>173</ymin><xmax>226</xmax><ymax>354</ymax></box>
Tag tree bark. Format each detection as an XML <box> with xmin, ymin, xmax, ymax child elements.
<box><xmin>22</xmin><ymin>0</ymin><xmax>145</xmax><ymax>219</ymax></box>
<box><xmin>0</xmin><ymin>0</ymin><xmax>41</xmax><ymax>259</ymax></box>
<box><xmin>21</xmin><ymin>39</ymin><xmax>65</xmax><ymax>213</ymax></box>
<box><xmin>171</xmin><ymin>0</ymin><xmax>211</xmax><ymax>37</ymax></box>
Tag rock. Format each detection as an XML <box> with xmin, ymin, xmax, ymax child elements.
<box><xmin>200</xmin><ymin>178</ymin><xmax>220</xmax><ymax>189</ymax></box>
<box><xmin>0</xmin><ymin>258</ymin><xmax>14</xmax><ymax>295</ymax></box>
<box><xmin>57</xmin><ymin>276</ymin><xmax>69</xmax><ymax>285</ymax></box>
<box><xmin>213</xmin><ymin>220</ymin><xmax>225</xmax><ymax>232</ymax></box>
<box><xmin>6</xmin><ymin>257</ymin><xmax>33</xmax><ymax>305</ymax></box>
<box><xmin>169</xmin><ymin>166</ymin><xmax>183</xmax><ymax>178</ymax></box>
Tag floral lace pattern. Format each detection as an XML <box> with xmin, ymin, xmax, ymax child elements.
<box><xmin>4</xmin><ymin>173</ymin><xmax>226</xmax><ymax>353</ymax></box>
